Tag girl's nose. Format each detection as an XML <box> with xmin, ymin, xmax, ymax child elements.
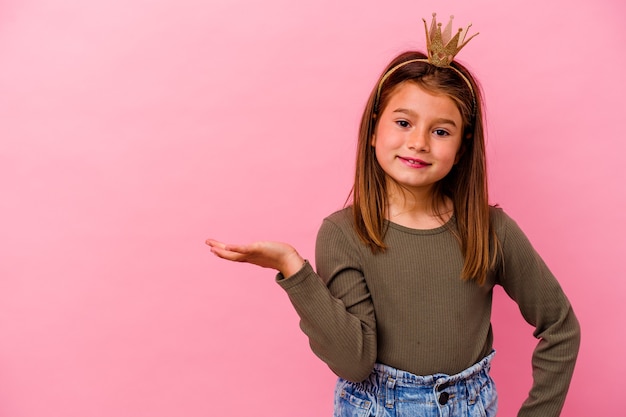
<box><xmin>407</xmin><ymin>130</ymin><xmax>429</xmax><ymax>151</ymax></box>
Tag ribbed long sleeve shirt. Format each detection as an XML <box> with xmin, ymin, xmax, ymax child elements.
<box><xmin>276</xmin><ymin>206</ymin><xmax>580</xmax><ymax>417</ymax></box>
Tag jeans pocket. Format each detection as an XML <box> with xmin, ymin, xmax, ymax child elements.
<box><xmin>333</xmin><ymin>379</ymin><xmax>374</xmax><ymax>417</ymax></box>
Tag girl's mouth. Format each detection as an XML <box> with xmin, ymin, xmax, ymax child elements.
<box><xmin>398</xmin><ymin>157</ymin><xmax>431</xmax><ymax>167</ymax></box>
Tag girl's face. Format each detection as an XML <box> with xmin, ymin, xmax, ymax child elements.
<box><xmin>372</xmin><ymin>81</ymin><xmax>463</xmax><ymax>197</ymax></box>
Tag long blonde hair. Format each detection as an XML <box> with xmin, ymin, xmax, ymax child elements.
<box><xmin>351</xmin><ymin>51</ymin><xmax>498</xmax><ymax>285</ymax></box>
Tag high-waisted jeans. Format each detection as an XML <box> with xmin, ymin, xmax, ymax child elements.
<box><xmin>333</xmin><ymin>351</ymin><xmax>497</xmax><ymax>417</ymax></box>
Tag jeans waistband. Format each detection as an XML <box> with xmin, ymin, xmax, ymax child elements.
<box><xmin>334</xmin><ymin>351</ymin><xmax>498</xmax><ymax>416</ymax></box>
<box><xmin>372</xmin><ymin>350</ymin><xmax>495</xmax><ymax>387</ymax></box>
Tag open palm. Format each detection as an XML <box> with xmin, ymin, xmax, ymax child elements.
<box><xmin>206</xmin><ymin>239</ymin><xmax>304</xmax><ymax>278</ymax></box>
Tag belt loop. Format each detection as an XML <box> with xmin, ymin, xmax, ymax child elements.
<box><xmin>385</xmin><ymin>375</ymin><xmax>396</xmax><ymax>408</ymax></box>
<box><xmin>465</xmin><ymin>376</ymin><xmax>479</xmax><ymax>405</ymax></box>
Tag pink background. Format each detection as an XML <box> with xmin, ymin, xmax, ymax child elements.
<box><xmin>1</xmin><ymin>0</ymin><xmax>624</xmax><ymax>416</ymax></box>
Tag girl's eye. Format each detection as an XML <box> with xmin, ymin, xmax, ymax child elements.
<box><xmin>396</xmin><ymin>120</ymin><xmax>410</xmax><ymax>128</ymax></box>
<box><xmin>433</xmin><ymin>129</ymin><xmax>449</xmax><ymax>136</ymax></box>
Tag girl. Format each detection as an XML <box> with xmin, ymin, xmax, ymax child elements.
<box><xmin>207</xmin><ymin>14</ymin><xmax>580</xmax><ymax>417</ymax></box>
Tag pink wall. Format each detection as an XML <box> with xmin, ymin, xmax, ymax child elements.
<box><xmin>1</xmin><ymin>0</ymin><xmax>624</xmax><ymax>416</ymax></box>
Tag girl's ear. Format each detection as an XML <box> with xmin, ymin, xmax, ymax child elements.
<box><xmin>370</xmin><ymin>113</ymin><xmax>378</xmax><ymax>146</ymax></box>
<box><xmin>370</xmin><ymin>114</ymin><xmax>378</xmax><ymax>146</ymax></box>
<box><xmin>454</xmin><ymin>149</ymin><xmax>464</xmax><ymax>164</ymax></box>
<box><xmin>454</xmin><ymin>133</ymin><xmax>472</xmax><ymax>164</ymax></box>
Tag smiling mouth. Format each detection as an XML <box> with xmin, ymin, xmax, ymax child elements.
<box><xmin>399</xmin><ymin>157</ymin><xmax>431</xmax><ymax>167</ymax></box>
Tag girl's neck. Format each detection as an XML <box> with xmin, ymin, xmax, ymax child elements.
<box><xmin>386</xmin><ymin>185</ymin><xmax>453</xmax><ymax>230</ymax></box>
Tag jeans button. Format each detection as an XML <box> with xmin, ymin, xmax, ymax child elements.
<box><xmin>438</xmin><ymin>392</ymin><xmax>449</xmax><ymax>405</ymax></box>
<box><xmin>437</xmin><ymin>382</ymin><xmax>450</xmax><ymax>391</ymax></box>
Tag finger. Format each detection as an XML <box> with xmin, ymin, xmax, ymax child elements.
<box><xmin>206</xmin><ymin>239</ymin><xmax>235</xmax><ymax>258</ymax></box>
<box><xmin>209</xmin><ymin>245</ymin><xmax>247</xmax><ymax>261</ymax></box>
<box><xmin>221</xmin><ymin>243</ymin><xmax>253</xmax><ymax>254</ymax></box>
<box><xmin>206</xmin><ymin>239</ymin><xmax>250</xmax><ymax>255</ymax></box>
<box><xmin>205</xmin><ymin>239</ymin><xmax>226</xmax><ymax>248</ymax></box>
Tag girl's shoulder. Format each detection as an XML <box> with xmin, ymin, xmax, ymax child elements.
<box><xmin>316</xmin><ymin>206</ymin><xmax>365</xmax><ymax>254</ymax></box>
<box><xmin>323</xmin><ymin>205</ymin><xmax>354</xmax><ymax>228</ymax></box>
<box><xmin>489</xmin><ymin>204</ymin><xmax>515</xmax><ymax>230</ymax></box>
<box><xmin>489</xmin><ymin>205</ymin><xmax>531</xmax><ymax>246</ymax></box>
<box><xmin>318</xmin><ymin>206</ymin><xmax>361</xmax><ymax>244</ymax></box>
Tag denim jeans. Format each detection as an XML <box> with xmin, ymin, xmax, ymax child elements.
<box><xmin>333</xmin><ymin>351</ymin><xmax>497</xmax><ymax>417</ymax></box>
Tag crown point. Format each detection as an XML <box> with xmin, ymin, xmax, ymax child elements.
<box><xmin>421</xmin><ymin>12</ymin><xmax>478</xmax><ymax>67</ymax></box>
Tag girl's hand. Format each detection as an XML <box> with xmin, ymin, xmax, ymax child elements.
<box><xmin>206</xmin><ymin>239</ymin><xmax>305</xmax><ymax>278</ymax></box>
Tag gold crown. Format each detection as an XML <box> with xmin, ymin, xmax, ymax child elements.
<box><xmin>423</xmin><ymin>13</ymin><xmax>478</xmax><ymax>67</ymax></box>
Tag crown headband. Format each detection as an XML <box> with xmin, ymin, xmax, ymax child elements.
<box><xmin>374</xmin><ymin>13</ymin><xmax>479</xmax><ymax>113</ymax></box>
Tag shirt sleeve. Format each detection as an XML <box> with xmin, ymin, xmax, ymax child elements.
<box><xmin>495</xmin><ymin>211</ymin><xmax>581</xmax><ymax>417</ymax></box>
<box><xmin>275</xmin><ymin>217</ymin><xmax>377</xmax><ymax>382</ymax></box>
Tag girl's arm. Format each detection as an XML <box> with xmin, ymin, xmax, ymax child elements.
<box><xmin>206</xmin><ymin>224</ymin><xmax>378</xmax><ymax>382</ymax></box>
<box><xmin>276</xmin><ymin>217</ymin><xmax>377</xmax><ymax>382</ymax></box>
<box><xmin>494</xmin><ymin>210</ymin><xmax>581</xmax><ymax>417</ymax></box>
